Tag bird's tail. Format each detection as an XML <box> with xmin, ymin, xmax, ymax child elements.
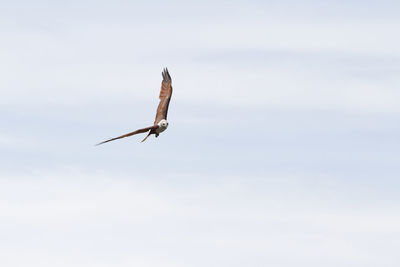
<box><xmin>141</xmin><ymin>132</ymin><xmax>152</xmax><ymax>143</ymax></box>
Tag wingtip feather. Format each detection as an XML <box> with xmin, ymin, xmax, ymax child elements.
<box><xmin>95</xmin><ymin>139</ymin><xmax>111</xmax><ymax>146</ymax></box>
<box><xmin>162</xmin><ymin>67</ymin><xmax>171</xmax><ymax>82</ymax></box>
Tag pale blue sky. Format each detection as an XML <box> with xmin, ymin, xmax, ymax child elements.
<box><xmin>1</xmin><ymin>1</ymin><xmax>400</xmax><ymax>267</ymax></box>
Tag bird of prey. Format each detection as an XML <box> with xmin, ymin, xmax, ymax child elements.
<box><xmin>96</xmin><ymin>68</ymin><xmax>173</xmax><ymax>145</ymax></box>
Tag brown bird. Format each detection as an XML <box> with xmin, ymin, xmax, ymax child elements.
<box><xmin>96</xmin><ymin>68</ymin><xmax>173</xmax><ymax>145</ymax></box>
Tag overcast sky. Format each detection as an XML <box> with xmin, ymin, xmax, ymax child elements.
<box><xmin>1</xmin><ymin>1</ymin><xmax>400</xmax><ymax>267</ymax></box>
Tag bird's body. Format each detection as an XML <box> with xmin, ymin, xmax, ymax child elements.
<box><xmin>155</xmin><ymin>119</ymin><xmax>169</xmax><ymax>135</ymax></box>
<box><xmin>96</xmin><ymin>68</ymin><xmax>173</xmax><ymax>145</ymax></box>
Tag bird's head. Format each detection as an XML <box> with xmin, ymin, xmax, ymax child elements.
<box><xmin>158</xmin><ymin>119</ymin><xmax>169</xmax><ymax>128</ymax></box>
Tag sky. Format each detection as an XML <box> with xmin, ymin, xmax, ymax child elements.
<box><xmin>1</xmin><ymin>0</ymin><xmax>400</xmax><ymax>266</ymax></box>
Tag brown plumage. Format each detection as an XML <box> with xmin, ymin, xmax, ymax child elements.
<box><xmin>154</xmin><ymin>68</ymin><xmax>172</xmax><ymax>124</ymax></box>
<box><xmin>96</xmin><ymin>68</ymin><xmax>173</xmax><ymax>145</ymax></box>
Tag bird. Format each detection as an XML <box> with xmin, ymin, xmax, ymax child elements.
<box><xmin>96</xmin><ymin>68</ymin><xmax>173</xmax><ymax>145</ymax></box>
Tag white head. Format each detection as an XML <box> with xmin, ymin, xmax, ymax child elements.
<box><xmin>158</xmin><ymin>119</ymin><xmax>169</xmax><ymax>129</ymax></box>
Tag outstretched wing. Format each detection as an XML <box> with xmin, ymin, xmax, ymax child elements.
<box><xmin>96</xmin><ymin>125</ymin><xmax>158</xmax><ymax>145</ymax></box>
<box><xmin>154</xmin><ymin>68</ymin><xmax>173</xmax><ymax>124</ymax></box>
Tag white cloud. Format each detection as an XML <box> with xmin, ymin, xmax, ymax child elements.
<box><xmin>0</xmin><ymin>171</ymin><xmax>399</xmax><ymax>267</ymax></box>
<box><xmin>1</xmin><ymin>2</ymin><xmax>400</xmax><ymax>266</ymax></box>
<box><xmin>0</xmin><ymin>2</ymin><xmax>399</xmax><ymax>112</ymax></box>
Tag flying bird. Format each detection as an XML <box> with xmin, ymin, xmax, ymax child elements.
<box><xmin>96</xmin><ymin>68</ymin><xmax>173</xmax><ymax>145</ymax></box>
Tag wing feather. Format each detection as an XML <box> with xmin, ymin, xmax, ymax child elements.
<box><xmin>154</xmin><ymin>68</ymin><xmax>173</xmax><ymax>124</ymax></box>
<box><xmin>96</xmin><ymin>125</ymin><xmax>158</xmax><ymax>145</ymax></box>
